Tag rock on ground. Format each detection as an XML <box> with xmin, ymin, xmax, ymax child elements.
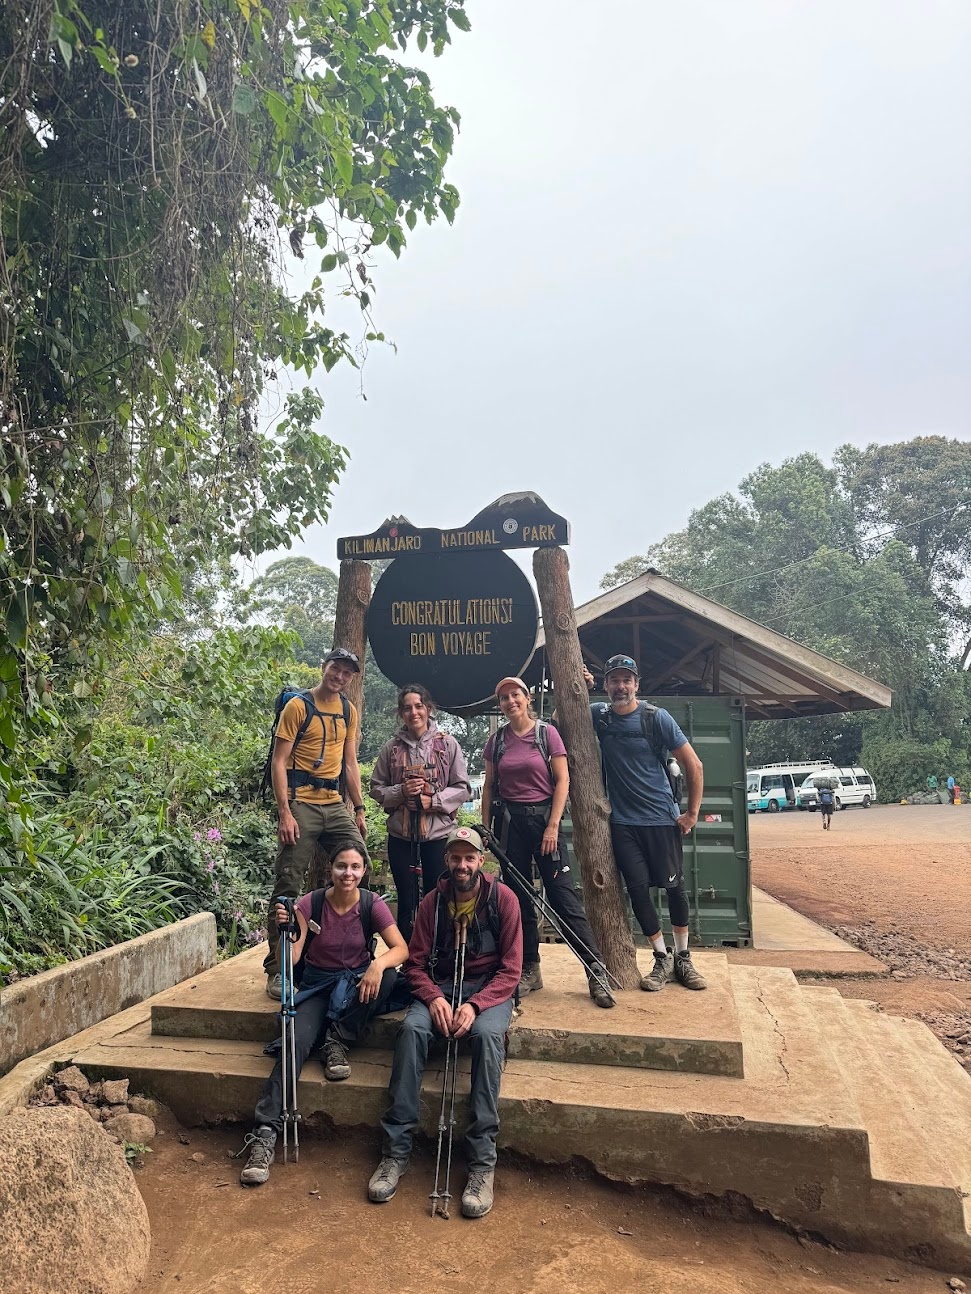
<box><xmin>101</xmin><ymin>1078</ymin><xmax>130</xmax><ymax>1105</ymax></box>
<box><xmin>103</xmin><ymin>1111</ymin><xmax>157</xmax><ymax>1144</ymax></box>
<box><xmin>0</xmin><ymin>1105</ymin><xmax>150</xmax><ymax>1294</ymax></box>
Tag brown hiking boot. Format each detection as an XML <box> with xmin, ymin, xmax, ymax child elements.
<box><xmin>518</xmin><ymin>961</ymin><xmax>543</xmax><ymax>997</ymax></box>
<box><xmin>322</xmin><ymin>1035</ymin><xmax>351</xmax><ymax>1081</ymax></box>
<box><xmin>673</xmin><ymin>950</ymin><xmax>707</xmax><ymax>990</ymax></box>
<box><xmin>640</xmin><ymin>950</ymin><xmax>671</xmax><ymax>992</ymax></box>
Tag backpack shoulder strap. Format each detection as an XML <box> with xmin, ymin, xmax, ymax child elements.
<box><xmin>358</xmin><ymin>888</ymin><xmax>377</xmax><ymax>961</ymax></box>
<box><xmin>591</xmin><ymin>702</ymin><xmax>611</xmax><ymax>735</ymax></box>
<box><xmin>534</xmin><ymin>719</ymin><xmax>554</xmax><ymax>779</ymax></box>
<box><xmin>310</xmin><ymin>887</ymin><xmax>327</xmax><ymax>929</ymax></box>
<box><xmin>637</xmin><ymin>701</ymin><xmax>666</xmax><ymax>762</ymax></box>
<box><xmin>486</xmin><ymin>875</ymin><xmax>502</xmax><ymax>942</ymax></box>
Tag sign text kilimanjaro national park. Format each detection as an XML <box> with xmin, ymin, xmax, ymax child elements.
<box><xmin>337</xmin><ymin>492</ymin><xmax>570</xmax><ymax>561</ymax></box>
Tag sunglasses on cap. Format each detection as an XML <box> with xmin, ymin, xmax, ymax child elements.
<box><xmin>603</xmin><ymin>654</ymin><xmax>639</xmax><ymax>676</ymax></box>
<box><xmin>325</xmin><ymin>647</ymin><xmax>361</xmax><ymax>671</ymax></box>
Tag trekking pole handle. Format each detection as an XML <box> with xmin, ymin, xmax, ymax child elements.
<box><xmin>274</xmin><ymin>895</ymin><xmax>299</xmax><ymax>939</ymax></box>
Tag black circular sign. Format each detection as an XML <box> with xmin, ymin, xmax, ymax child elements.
<box><xmin>367</xmin><ymin>551</ymin><xmax>539</xmax><ymax>710</ymax></box>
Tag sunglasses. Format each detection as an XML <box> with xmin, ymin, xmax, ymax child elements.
<box><xmin>327</xmin><ymin>648</ymin><xmax>360</xmax><ymax>666</ymax></box>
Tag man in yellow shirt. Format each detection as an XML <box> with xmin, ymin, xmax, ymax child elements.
<box><xmin>262</xmin><ymin>647</ymin><xmax>368</xmax><ymax>997</ymax></box>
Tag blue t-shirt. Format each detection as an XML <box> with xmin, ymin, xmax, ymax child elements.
<box><xmin>592</xmin><ymin>704</ymin><xmax>687</xmax><ymax>827</ymax></box>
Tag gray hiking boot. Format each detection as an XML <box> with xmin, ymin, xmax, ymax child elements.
<box><xmin>673</xmin><ymin>950</ymin><xmax>707</xmax><ymax>991</ymax></box>
<box><xmin>322</xmin><ymin>1035</ymin><xmax>351</xmax><ymax>1081</ymax></box>
<box><xmin>266</xmin><ymin>972</ymin><xmax>282</xmax><ymax>1000</ymax></box>
<box><xmin>237</xmin><ymin>1126</ymin><xmax>276</xmax><ymax>1186</ymax></box>
<box><xmin>640</xmin><ymin>950</ymin><xmax>671</xmax><ymax>992</ymax></box>
<box><xmin>368</xmin><ymin>1155</ymin><xmax>409</xmax><ymax>1203</ymax></box>
<box><xmin>587</xmin><ymin>966</ymin><xmax>615</xmax><ymax>1009</ymax></box>
<box><xmin>461</xmin><ymin>1168</ymin><xmax>495</xmax><ymax>1218</ymax></box>
<box><xmin>518</xmin><ymin>961</ymin><xmax>543</xmax><ymax>997</ymax></box>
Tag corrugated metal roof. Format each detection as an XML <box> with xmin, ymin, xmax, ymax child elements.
<box><xmin>523</xmin><ymin>570</ymin><xmax>891</xmax><ymax>719</ymax></box>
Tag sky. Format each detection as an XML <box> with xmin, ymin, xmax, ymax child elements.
<box><xmin>259</xmin><ymin>0</ymin><xmax>971</xmax><ymax>605</ymax></box>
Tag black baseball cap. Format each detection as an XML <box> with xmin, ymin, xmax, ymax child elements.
<box><xmin>604</xmin><ymin>654</ymin><xmax>639</xmax><ymax>677</ymax></box>
<box><xmin>324</xmin><ymin>647</ymin><xmax>361</xmax><ymax>673</ymax></box>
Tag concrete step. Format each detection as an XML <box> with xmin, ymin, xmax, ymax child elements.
<box><xmin>842</xmin><ymin>1000</ymin><xmax>971</xmax><ymax>1196</ymax></box>
<box><xmin>803</xmin><ymin>990</ymin><xmax>963</xmax><ymax>1192</ymax></box>
<box><xmin>150</xmin><ymin>946</ymin><xmax>744</xmax><ymax>1077</ymax></box>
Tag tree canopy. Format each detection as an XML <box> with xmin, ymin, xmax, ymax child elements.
<box><xmin>0</xmin><ymin>0</ymin><xmax>469</xmax><ymax>853</ymax></box>
<box><xmin>601</xmin><ymin>438</ymin><xmax>971</xmax><ymax>798</ymax></box>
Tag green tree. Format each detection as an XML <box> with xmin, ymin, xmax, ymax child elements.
<box><xmin>0</xmin><ymin>0</ymin><xmax>470</xmax><ymax>852</ymax></box>
<box><xmin>238</xmin><ymin>556</ymin><xmax>339</xmax><ymax>665</ymax></box>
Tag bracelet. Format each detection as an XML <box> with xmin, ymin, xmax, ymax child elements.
<box><xmin>353</xmin><ymin>804</ymin><xmax>366</xmax><ymax>814</ymax></box>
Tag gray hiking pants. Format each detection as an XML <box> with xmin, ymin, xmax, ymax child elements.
<box><xmin>381</xmin><ymin>979</ymin><xmax>513</xmax><ymax>1170</ymax></box>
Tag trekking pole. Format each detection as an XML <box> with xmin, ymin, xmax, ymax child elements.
<box><xmin>275</xmin><ymin>896</ymin><xmax>301</xmax><ymax>1164</ymax></box>
<box><xmin>410</xmin><ymin>795</ymin><xmax>424</xmax><ymax>908</ymax></box>
<box><xmin>477</xmin><ymin>825</ymin><xmax>619</xmax><ymax>1002</ymax></box>
<box><xmin>430</xmin><ymin>914</ymin><xmax>468</xmax><ymax>1219</ymax></box>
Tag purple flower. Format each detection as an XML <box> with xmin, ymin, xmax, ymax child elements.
<box><xmin>193</xmin><ymin>831</ymin><xmax>202</xmax><ymax>842</ymax></box>
<box><xmin>207</xmin><ymin>827</ymin><xmax>222</xmax><ymax>842</ymax></box>
<box><xmin>206</xmin><ymin>859</ymin><xmax>215</xmax><ymax>873</ymax></box>
<box><xmin>212</xmin><ymin>880</ymin><xmax>220</xmax><ymax>894</ymax></box>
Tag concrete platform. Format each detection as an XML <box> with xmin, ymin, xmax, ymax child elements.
<box><xmin>151</xmin><ymin>946</ymin><xmax>743</xmax><ymax>1077</ymax></box>
<box><xmin>63</xmin><ymin>950</ymin><xmax>971</xmax><ymax>1273</ymax></box>
<box><xmin>727</xmin><ymin>887</ymin><xmax>887</xmax><ymax>977</ymax></box>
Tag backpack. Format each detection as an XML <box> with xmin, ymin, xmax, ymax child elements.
<box><xmin>296</xmin><ymin>886</ymin><xmax>377</xmax><ymax>985</ymax></box>
<box><xmin>259</xmin><ymin>687</ymin><xmax>351</xmax><ymax>802</ymax></box>
<box><xmin>819</xmin><ymin>787</ymin><xmax>835</xmax><ymax>808</ymax></box>
<box><xmin>591</xmin><ymin>701</ymin><xmax>684</xmax><ymax>804</ymax></box>
<box><xmin>426</xmin><ymin>877</ymin><xmax>503</xmax><ymax>977</ymax></box>
<box><xmin>491</xmin><ymin>720</ymin><xmax>553</xmax><ymax>803</ymax></box>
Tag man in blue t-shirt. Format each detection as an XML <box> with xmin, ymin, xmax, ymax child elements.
<box><xmin>588</xmin><ymin>654</ymin><xmax>707</xmax><ymax>993</ymax></box>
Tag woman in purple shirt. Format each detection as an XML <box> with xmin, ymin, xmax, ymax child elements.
<box><xmin>481</xmin><ymin>677</ymin><xmax>612</xmax><ymax>1009</ymax></box>
<box><xmin>237</xmin><ymin>842</ymin><xmax>408</xmax><ymax>1186</ymax></box>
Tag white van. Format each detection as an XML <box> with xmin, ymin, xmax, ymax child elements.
<box><xmin>798</xmin><ymin>767</ymin><xmax>876</xmax><ymax>810</ymax></box>
<box><xmin>747</xmin><ymin>761</ymin><xmax>838</xmax><ymax>812</ymax></box>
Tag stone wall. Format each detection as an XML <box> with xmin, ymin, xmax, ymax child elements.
<box><xmin>0</xmin><ymin>913</ymin><xmax>217</xmax><ymax>1074</ymax></box>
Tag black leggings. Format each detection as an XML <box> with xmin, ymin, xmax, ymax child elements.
<box><xmin>610</xmin><ymin>824</ymin><xmax>690</xmax><ymax>937</ymax></box>
<box><xmin>494</xmin><ymin>805</ymin><xmax>604</xmax><ymax>970</ymax></box>
<box><xmin>387</xmin><ymin>835</ymin><xmax>448</xmax><ymax>943</ymax></box>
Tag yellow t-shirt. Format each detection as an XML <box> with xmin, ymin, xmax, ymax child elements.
<box><xmin>276</xmin><ymin>693</ymin><xmax>359</xmax><ymax>804</ymax></box>
<box><xmin>447</xmin><ymin>893</ymin><xmax>478</xmax><ymax>925</ymax></box>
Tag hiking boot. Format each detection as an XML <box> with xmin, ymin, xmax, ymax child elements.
<box><xmin>640</xmin><ymin>950</ymin><xmax>671</xmax><ymax>992</ymax></box>
<box><xmin>322</xmin><ymin>1035</ymin><xmax>350</xmax><ymax>1081</ymax></box>
<box><xmin>237</xmin><ymin>1126</ymin><xmax>276</xmax><ymax>1186</ymax></box>
<box><xmin>673</xmin><ymin>950</ymin><xmax>707</xmax><ymax>991</ymax></box>
<box><xmin>518</xmin><ymin>961</ymin><xmax>543</xmax><ymax>997</ymax></box>
<box><xmin>368</xmin><ymin>1155</ymin><xmax>409</xmax><ymax>1203</ymax></box>
<box><xmin>266</xmin><ymin>972</ymin><xmax>282</xmax><ymax>1000</ymax></box>
<box><xmin>461</xmin><ymin>1168</ymin><xmax>495</xmax><ymax>1218</ymax></box>
<box><xmin>587</xmin><ymin>966</ymin><xmax>615</xmax><ymax>1009</ymax></box>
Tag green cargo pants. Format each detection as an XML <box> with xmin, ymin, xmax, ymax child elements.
<box><xmin>261</xmin><ymin>799</ymin><xmax>366</xmax><ymax>976</ymax></box>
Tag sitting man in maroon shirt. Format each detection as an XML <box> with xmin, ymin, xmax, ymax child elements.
<box><xmin>368</xmin><ymin>825</ymin><xmax>523</xmax><ymax>1219</ymax></box>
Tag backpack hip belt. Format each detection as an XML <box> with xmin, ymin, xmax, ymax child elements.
<box><xmin>502</xmin><ymin>800</ymin><xmax>552</xmax><ymax>818</ymax></box>
<box><xmin>287</xmin><ymin>770</ymin><xmax>341</xmax><ymax>794</ymax></box>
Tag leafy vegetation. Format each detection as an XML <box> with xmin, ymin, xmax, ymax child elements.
<box><xmin>602</xmin><ymin>437</ymin><xmax>971</xmax><ymax>801</ymax></box>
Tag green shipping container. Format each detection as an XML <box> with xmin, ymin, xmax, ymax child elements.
<box><xmin>560</xmin><ymin>694</ymin><xmax>752</xmax><ymax>948</ymax></box>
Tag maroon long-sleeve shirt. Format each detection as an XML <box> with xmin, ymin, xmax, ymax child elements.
<box><xmin>404</xmin><ymin>871</ymin><xmax>523</xmax><ymax>1015</ymax></box>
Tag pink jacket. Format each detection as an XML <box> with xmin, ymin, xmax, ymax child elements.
<box><xmin>369</xmin><ymin>722</ymin><xmax>471</xmax><ymax>842</ymax></box>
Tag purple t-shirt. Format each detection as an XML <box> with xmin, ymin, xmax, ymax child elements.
<box><xmin>295</xmin><ymin>891</ymin><xmax>395</xmax><ymax>970</ymax></box>
<box><xmin>483</xmin><ymin>723</ymin><xmax>567</xmax><ymax>803</ymax></box>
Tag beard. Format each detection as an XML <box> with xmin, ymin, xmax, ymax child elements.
<box><xmin>451</xmin><ymin>871</ymin><xmax>479</xmax><ymax>893</ymax></box>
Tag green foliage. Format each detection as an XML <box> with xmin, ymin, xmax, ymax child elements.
<box><xmin>236</xmin><ymin>557</ymin><xmax>339</xmax><ymax>667</ymax></box>
<box><xmin>858</xmin><ymin>735</ymin><xmax>969</xmax><ymax>805</ymax></box>
<box><xmin>0</xmin><ymin>0</ymin><xmax>469</xmax><ymax>856</ymax></box>
<box><xmin>601</xmin><ymin>438</ymin><xmax>971</xmax><ymax>788</ymax></box>
<box><xmin>123</xmin><ymin>1142</ymin><xmax>153</xmax><ymax>1166</ymax></box>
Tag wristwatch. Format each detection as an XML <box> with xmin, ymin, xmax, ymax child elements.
<box><xmin>353</xmin><ymin>804</ymin><xmax>366</xmax><ymax>814</ymax></box>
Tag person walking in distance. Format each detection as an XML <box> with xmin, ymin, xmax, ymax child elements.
<box><xmin>238</xmin><ymin>843</ymin><xmax>408</xmax><ymax>1186</ymax></box>
<box><xmin>369</xmin><ymin>684</ymin><xmax>471</xmax><ymax>942</ymax></box>
<box><xmin>588</xmin><ymin>655</ymin><xmax>707</xmax><ymax>993</ymax></box>
<box><xmin>818</xmin><ymin>780</ymin><xmax>836</xmax><ymax>830</ymax></box>
<box><xmin>481</xmin><ymin>676</ymin><xmax>613</xmax><ymax>1008</ymax></box>
<box><xmin>368</xmin><ymin>827</ymin><xmax>523</xmax><ymax>1219</ymax></box>
<box><xmin>262</xmin><ymin>647</ymin><xmax>368</xmax><ymax>999</ymax></box>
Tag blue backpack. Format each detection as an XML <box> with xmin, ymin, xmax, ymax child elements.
<box><xmin>259</xmin><ymin>687</ymin><xmax>351</xmax><ymax>802</ymax></box>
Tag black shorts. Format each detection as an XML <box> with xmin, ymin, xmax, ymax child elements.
<box><xmin>820</xmin><ymin>800</ymin><xmax>834</xmax><ymax>816</ymax></box>
<box><xmin>609</xmin><ymin>824</ymin><xmax>684</xmax><ymax>888</ymax></box>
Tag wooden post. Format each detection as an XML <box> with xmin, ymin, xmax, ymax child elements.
<box><xmin>533</xmin><ymin>547</ymin><xmax>641</xmax><ymax>988</ymax></box>
<box><xmin>333</xmin><ymin>559</ymin><xmax>371</xmax><ymax>726</ymax></box>
<box><xmin>311</xmin><ymin>559</ymin><xmax>372</xmax><ymax>890</ymax></box>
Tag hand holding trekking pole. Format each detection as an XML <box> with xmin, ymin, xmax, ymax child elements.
<box><xmin>429</xmin><ymin>995</ymin><xmax>453</xmax><ymax>1036</ymax></box>
<box><xmin>450</xmin><ymin>1001</ymin><xmax>476</xmax><ymax>1039</ymax></box>
<box><xmin>274</xmin><ymin>901</ymin><xmax>300</xmax><ymax>939</ymax></box>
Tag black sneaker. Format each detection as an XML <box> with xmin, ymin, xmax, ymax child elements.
<box><xmin>639</xmin><ymin>950</ymin><xmax>671</xmax><ymax>992</ymax></box>
<box><xmin>322</xmin><ymin>1036</ymin><xmax>351</xmax><ymax>1081</ymax></box>
<box><xmin>673</xmin><ymin>950</ymin><xmax>707</xmax><ymax>991</ymax></box>
<box><xmin>518</xmin><ymin>961</ymin><xmax>543</xmax><ymax>997</ymax></box>
<box><xmin>237</xmin><ymin>1126</ymin><xmax>276</xmax><ymax>1186</ymax></box>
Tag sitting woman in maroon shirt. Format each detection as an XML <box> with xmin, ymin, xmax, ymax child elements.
<box><xmin>237</xmin><ymin>842</ymin><xmax>408</xmax><ymax>1186</ymax></box>
<box><xmin>481</xmin><ymin>676</ymin><xmax>612</xmax><ymax>1009</ymax></box>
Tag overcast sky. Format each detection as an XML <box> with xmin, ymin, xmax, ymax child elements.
<box><xmin>263</xmin><ymin>0</ymin><xmax>971</xmax><ymax>605</ymax></box>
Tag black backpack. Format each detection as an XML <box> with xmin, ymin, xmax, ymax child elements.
<box><xmin>426</xmin><ymin>878</ymin><xmax>503</xmax><ymax>977</ymax></box>
<box><xmin>296</xmin><ymin>886</ymin><xmax>377</xmax><ymax>985</ymax></box>
<box><xmin>491</xmin><ymin>720</ymin><xmax>554</xmax><ymax>803</ymax></box>
<box><xmin>259</xmin><ymin>687</ymin><xmax>351</xmax><ymax>802</ymax></box>
<box><xmin>592</xmin><ymin>701</ymin><xmax>684</xmax><ymax>804</ymax></box>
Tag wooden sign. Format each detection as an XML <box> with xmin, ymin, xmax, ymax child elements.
<box><xmin>366</xmin><ymin>551</ymin><xmax>539</xmax><ymax>710</ymax></box>
<box><xmin>337</xmin><ymin>491</ymin><xmax>569</xmax><ymax>561</ymax></box>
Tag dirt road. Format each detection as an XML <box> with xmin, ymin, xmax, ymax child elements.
<box><xmin>135</xmin><ymin>1117</ymin><xmax>949</xmax><ymax>1294</ymax></box>
<box><xmin>751</xmin><ymin>803</ymin><xmax>971</xmax><ymax>955</ymax></box>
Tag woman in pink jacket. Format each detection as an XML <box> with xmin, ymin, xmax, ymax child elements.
<box><xmin>369</xmin><ymin>684</ymin><xmax>471</xmax><ymax>941</ymax></box>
